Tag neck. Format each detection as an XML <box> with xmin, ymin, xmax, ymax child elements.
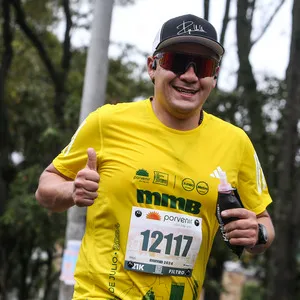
<box><xmin>150</xmin><ymin>98</ymin><xmax>203</xmax><ymax>131</ymax></box>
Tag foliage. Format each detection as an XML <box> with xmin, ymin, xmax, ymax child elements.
<box><xmin>106</xmin><ymin>44</ymin><xmax>153</xmax><ymax>103</ymax></box>
<box><xmin>0</xmin><ymin>165</ymin><xmax>66</xmax><ymax>299</ymax></box>
<box><xmin>0</xmin><ymin>0</ymin><xmax>152</xmax><ymax>299</ymax></box>
<box><xmin>241</xmin><ymin>281</ymin><xmax>263</xmax><ymax>300</ymax></box>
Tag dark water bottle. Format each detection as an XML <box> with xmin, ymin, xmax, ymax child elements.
<box><xmin>215</xmin><ymin>171</ymin><xmax>244</xmax><ymax>258</ymax></box>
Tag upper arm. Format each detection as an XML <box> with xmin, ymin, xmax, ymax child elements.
<box><xmin>43</xmin><ymin>163</ymin><xmax>73</xmax><ymax>181</ymax></box>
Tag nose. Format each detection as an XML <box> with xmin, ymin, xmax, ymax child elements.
<box><xmin>179</xmin><ymin>63</ymin><xmax>198</xmax><ymax>81</ymax></box>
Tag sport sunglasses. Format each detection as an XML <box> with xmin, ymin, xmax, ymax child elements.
<box><xmin>153</xmin><ymin>52</ymin><xmax>218</xmax><ymax>79</ymax></box>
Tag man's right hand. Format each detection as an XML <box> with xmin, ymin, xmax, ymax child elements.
<box><xmin>73</xmin><ymin>148</ymin><xmax>100</xmax><ymax>207</ymax></box>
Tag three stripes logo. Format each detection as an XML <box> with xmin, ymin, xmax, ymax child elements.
<box><xmin>210</xmin><ymin>166</ymin><xmax>224</xmax><ymax>178</ymax></box>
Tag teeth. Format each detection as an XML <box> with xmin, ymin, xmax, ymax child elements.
<box><xmin>176</xmin><ymin>87</ymin><xmax>195</xmax><ymax>94</ymax></box>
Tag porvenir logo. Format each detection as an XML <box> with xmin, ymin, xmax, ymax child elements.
<box><xmin>134</xmin><ymin>169</ymin><xmax>150</xmax><ymax>183</ymax></box>
<box><xmin>136</xmin><ymin>169</ymin><xmax>149</xmax><ymax>177</ymax></box>
<box><xmin>163</xmin><ymin>214</ymin><xmax>193</xmax><ymax>224</ymax></box>
<box><xmin>146</xmin><ymin>211</ymin><xmax>161</xmax><ymax>221</ymax></box>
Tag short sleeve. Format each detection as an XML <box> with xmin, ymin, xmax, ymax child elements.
<box><xmin>237</xmin><ymin>132</ymin><xmax>272</xmax><ymax>214</ymax></box>
<box><xmin>53</xmin><ymin>108</ymin><xmax>102</xmax><ymax>179</ymax></box>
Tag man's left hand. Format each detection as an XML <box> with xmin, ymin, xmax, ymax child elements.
<box><xmin>221</xmin><ymin>208</ymin><xmax>258</xmax><ymax>248</ymax></box>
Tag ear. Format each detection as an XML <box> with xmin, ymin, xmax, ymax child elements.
<box><xmin>214</xmin><ymin>66</ymin><xmax>220</xmax><ymax>80</ymax></box>
<box><xmin>213</xmin><ymin>66</ymin><xmax>220</xmax><ymax>87</ymax></box>
<box><xmin>147</xmin><ymin>56</ymin><xmax>156</xmax><ymax>83</ymax></box>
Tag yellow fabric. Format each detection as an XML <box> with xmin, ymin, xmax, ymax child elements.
<box><xmin>53</xmin><ymin>98</ymin><xmax>272</xmax><ymax>300</ymax></box>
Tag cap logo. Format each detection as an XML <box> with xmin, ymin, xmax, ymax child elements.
<box><xmin>177</xmin><ymin>21</ymin><xmax>207</xmax><ymax>35</ymax></box>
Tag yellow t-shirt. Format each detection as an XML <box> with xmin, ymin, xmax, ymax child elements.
<box><xmin>53</xmin><ymin>98</ymin><xmax>272</xmax><ymax>300</ymax></box>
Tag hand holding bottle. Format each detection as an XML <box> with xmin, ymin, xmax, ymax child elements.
<box><xmin>215</xmin><ymin>171</ymin><xmax>260</xmax><ymax>257</ymax></box>
<box><xmin>215</xmin><ymin>171</ymin><xmax>244</xmax><ymax>257</ymax></box>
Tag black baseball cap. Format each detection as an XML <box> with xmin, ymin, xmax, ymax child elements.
<box><xmin>152</xmin><ymin>14</ymin><xmax>224</xmax><ymax>59</ymax></box>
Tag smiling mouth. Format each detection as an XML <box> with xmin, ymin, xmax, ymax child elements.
<box><xmin>173</xmin><ymin>86</ymin><xmax>198</xmax><ymax>95</ymax></box>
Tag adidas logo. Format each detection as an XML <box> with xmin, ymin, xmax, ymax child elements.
<box><xmin>210</xmin><ymin>166</ymin><xmax>224</xmax><ymax>178</ymax></box>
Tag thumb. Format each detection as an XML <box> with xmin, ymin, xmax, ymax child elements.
<box><xmin>86</xmin><ymin>148</ymin><xmax>97</xmax><ymax>171</ymax></box>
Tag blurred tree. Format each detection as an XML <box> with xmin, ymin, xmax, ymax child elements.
<box><xmin>219</xmin><ymin>0</ymin><xmax>232</xmax><ymax>70</ymax></box>
<box><xmin>242</xmin><ymin>281</ymin><xmax>263</xmax><ymax>300</ymax></box>
<box><xmin>10</xmin><ymin>0</ymin><xmax>73</xmax><ymax>160</ymax></box>
<box><xmin>0</xmin><ymin>0</ymin><xmax>14</xmax><ymax>219</ymax></box>
<box><xmin>0</xmin><ymin>0</ymin><xmax>78</xmax><ymax>298</ymax></box>
<box><xmin>0</xmin><ymin>0</ymin><xmax>150</xmax><ymax>299</ymax></box>
<box><xmin>267</xmin><ymin>0</ymin><xmax>300</xmax><ymax>298</ymax></box>
<box><xmin>236</xmin><ymin>0</ymin><xmax>285</xmax><ymax>164</ymax></box>
<box><xmin>1</xmin><ymin>165</ymin><xmax>66</xmax><ymax>300</ymax></box>
<box><xmin>204</xmin><ymin>1</ymin><xmax>287</xmax><ymax>299</ymax></box>
<box><xmin>204</xmin><ymin>0</ymin><xmax>210</xmax><ymax>20</ymax></box>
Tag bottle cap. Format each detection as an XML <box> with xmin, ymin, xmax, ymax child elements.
<box><xmin>218</xmin><ymin>171</ymin><xmax>232</xmax><ymax>192</ymax></box>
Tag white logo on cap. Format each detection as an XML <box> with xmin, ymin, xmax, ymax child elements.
<box><xmin>177</xmin><ymin>21</ymin><xmax>206</xmax><ymax>35</ymax></box>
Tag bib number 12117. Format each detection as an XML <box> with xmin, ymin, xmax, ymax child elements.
<box><xmin>140</xmin><ymin>229</ymin><xmax>193</xmax><ymax>257</ymax></box>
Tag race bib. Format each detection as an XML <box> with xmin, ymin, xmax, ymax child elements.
<box><xmin>124</xmin><ymin>207</ymin><xmax>202</xmax><ymax>277</ymax></box>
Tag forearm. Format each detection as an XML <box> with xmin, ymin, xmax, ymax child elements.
<box><xmin>35</xmin><ymin>171</ymin><xmax>75</xmax><ymax>213</ymax></box>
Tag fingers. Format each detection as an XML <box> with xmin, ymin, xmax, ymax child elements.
<box><xmin>73</xmin><ymin>188</ymin><xmax>98</xmax><ymax>207</ymax></box>
<box><xmin>76</xmin><ymin>200</ymin><xmax>94</xmax><ymax>207</ymax></box>
<box><xmin>227</xmin><ymin>237</ymin><xmax>254</xmax><ymax>246</ymax></box>
<box><xmin>222</xmin><ymin>208</ymin><xmax>258</xmax><ymax>247</ymax></box>
<box><xmin>86</xmin><ymin>148</ymin><xmax>97</xmax><ymax>171</ymax></box>
<box><xmin>226</xmin><ymin>234</ymin><xmax>257</xmax><ymax>248</ymax></box>
<box><xmin>73</xmin><ymin>177</ymin><xmax>99</xmax><ymax>207</ymax></box>
<box><xmin>225</xmin><ymin>224</ymin><xmax>258</xmax><ymax>247</ymax></box>
<box><xmin>72</xmin><ymin>148</ymin><xmax>100</xmax><ymax>207</ymax></box>
<box><xmin>74</xmin><ymin>176</ymin><xmax>99</xmax><ymax>192</ymax></box>
<box><xmin>221</xmin><ymin>208</ymin><xmax>255</xmax><ymax>219</ymax></box>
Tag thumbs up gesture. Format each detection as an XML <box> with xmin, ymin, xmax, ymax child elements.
<box><xmin>73</xmin><ymin>148</ymin><xmax>100</xmax><ymax>207</ymax></box>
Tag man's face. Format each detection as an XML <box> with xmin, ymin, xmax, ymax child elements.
<box><xmin>148</xmin><ymin>43</ymin><xmax>219</xmax><ymax>121</ymax></box>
